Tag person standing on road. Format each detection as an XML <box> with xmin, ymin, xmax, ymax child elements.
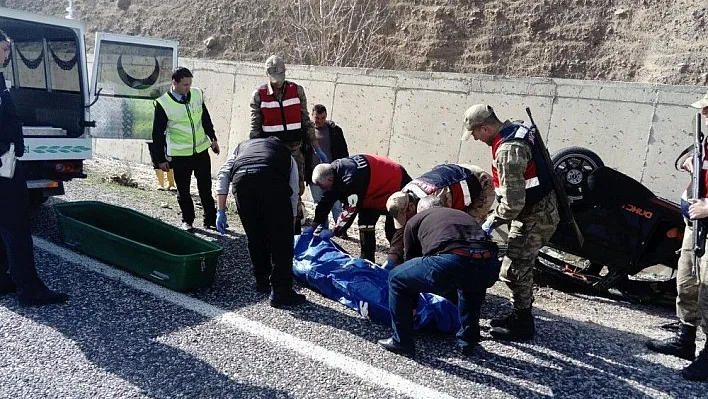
<box><xmin>461</xmin><ymin>104</ymin><xmax>559</xmax><ymax>341</ymax></box>
<box><xmin>215</xmin><ymin>137</ymin><xmax>307</xmax><ymax>308</ymax></box>
<box><xmin>645</xmin><ymin>93</ymin><xmax>708</xmax><ymax>381</ymax></box>
<box><xmin>384</xmin><ymin>163</ymin><xmax>495</xmax><ymax>269</ymax></box>
<box><xmin>250</xmin><ymin>55</ymin><xmax>329</xmax><ymax>233</ymax></box>
<box><xmin>306</xmin><ymin>154</ymin><xmax>412</xmax><ymax>262</ymax></box>
<box><xmin>377</xmin><ymin>203</ymin><xmax>501</xmax><ymax>357</ymax></box>
<box><xmin>0</xmin><ymin>29</ymin><xmax>68</xmax><ymax>306</ymax></box>
<box><xmin>303</xmin><ymin>104</ymin><xmax>349</xmax><ymax>234</ymax></box>
<box><xmin>151</xmin><ymin>67</ymin><xmax>220</xmax><ymax>232</ymax></box>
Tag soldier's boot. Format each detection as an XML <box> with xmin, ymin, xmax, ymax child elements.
<box><xmin>359</xmin><ymin>229</ymin><xmax>377</xmax><ymax>263</ymax></box>
<box><xmin>682</xmin><ymin>347</ymin><xmax>708</xmax><ymax>381</ymax></box>
<box><xmin>490</xmin><ymin>312</ymin><xmax>515</xmax><ymax>328</ymax></box>
<box><xmin>166</xmin><ymin>169</ymin><xmax>176</xmax><ymax>190</ymax></box>
<box><xmin>154</xmin><ymin>169</ymin><xmax>165</xmax><ymax>190</ymax></box>
<box><xmin>645</xmin><ymin>323</ymin><xmax>696</xmax><ymax>361</ymax></box>
<box><xmin>489</xmin><ymin>307</ymin><xmax>535</xmax><ymax>341</ymax></box>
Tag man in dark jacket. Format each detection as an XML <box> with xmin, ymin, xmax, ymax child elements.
<box><xmin>377</xmin><ymin>203</ymin><xmax>501</xmax><ymax>358</ymax></box>
<box><xmin>305</xmin><ymin>154</ymin><xmax>411</xmax><ymax>262</ymax></box>
<box><xmin>215</xmin><ymin>137</ymin><xmax>306</xmax><ymax>308</ymax></box>
<box><xmin>303</xmin><ymin>104</ymin><xmax>349</xmax><ymax>231</ymax></box>
<box><xmin>0</xmin><ymin>30</ymin><xmax>68</xmax><ymax>306</ymax></box>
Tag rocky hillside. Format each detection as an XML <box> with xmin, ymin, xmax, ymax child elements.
<box><xmin>3</xmin><ymin>0</ymin><xmax>707</xmax><ymax>85</ymax></box>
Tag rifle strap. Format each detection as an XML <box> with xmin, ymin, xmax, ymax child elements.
<box><xmin>675</xmin><ymin>144</ymin><xmax>694</xmax><ymax>171</ymax></box>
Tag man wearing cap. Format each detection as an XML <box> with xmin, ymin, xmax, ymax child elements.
<box><xmin>215</xmin><ymin>136</ymin><xmax>307</xmax><ymax>308</ymax></box>
<box><xmin>377</xmin><ymin>202</ymin><xmax>501</xmax><ymax>358</ymax></box>
<box><xmin>306</xmin><ymin>154</ymin><xmax>412</xmax><ymax>262</ymax></box>
<box><xmin>461</xmin><ymin>104</ymin><xmax>559</xmax><ymax>341</ymax></box>
<box><xmin>250</xmin><ymin>55</ymin><xmax>328</xmax><ymax>233</ymax></box>
<box><xmin>383</xmin><ymin>163</ymin><xmax>495</xmax><ymax>269</ymax></box>
<box><xmin>152</xmin><ymin>67</ymin><xmax>220</xmax><ymax>232</ymax></box>
<box><xmin>645</xmin><ymin>93</ymin><xmax>708</xmax><ymax>381</ymax></box>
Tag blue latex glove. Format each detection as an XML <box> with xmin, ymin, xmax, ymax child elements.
<box><xmin>216</xmin><ymin>209</ymin><xmax>228</xmax><ymax>234</ymax></box>
<box><xmin>481</xmin><ymin>220</ymin><xmax>493</xmax><ymax>238</ymax></box>
<box><xmin>315</xmin><ymin>147</ymin><xmax>329</xmax><ymax>163</ymax></box>
<box><xmin>302</xmin><ymin>225</ymin><xmax>315</xmax><ymax>235</ymax></box>
<box><xmin>380</xmin><ymin>259</ymin><xmax>398</xmax><ymax>271</ymax></box>
<box><xmin>318</xmin><ymin>229</ymin><xmax>333</xmax><ymax>240</ymax></box>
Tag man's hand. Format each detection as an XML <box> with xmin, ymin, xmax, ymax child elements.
<box><xmin>216</xmin><ymin>209</ymin><xmax>228</xmax><ymax>234</ymax></box>
<box><xmin>314</xmin><ymin>147</ymin><xmax>329</xmax><ymax>163</ymax></box>
<box><xmin>157</xmin><ymin>162</ymin><xmax>170</xmax><ymax>172</ymax></box>
<box><xmin>211</xmin><ymin>141</ymin><xmax>220</xmax><ymax>155</ymax></box>
<box><xmin>682</xmin><ymin>157</ymin><xmax>694</xmax><ymax>173</ymax></box>
<box><xmin>380</xmin><ymin>258</ymin><xmax>399</xmax><ymax>270</ymax></box>
<box><xmin>481</xmin><ymin>220</ymin><xmax>493</xmax><ymax>238</ymax></box>
<box><xmin>688</xmin><ymin>198</ymin><xmax>708</xmax><ymax>219</ymax></box>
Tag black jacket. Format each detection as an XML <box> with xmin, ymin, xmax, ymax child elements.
<box><xmin>303</xmin><ymin>120</ymin><xmax>349</xmax><ymax>185</ymax></box>
<box><xmin>0</xmin><ymin>74</ymin><xmax>24</xmax><ymax>158</ymax></box>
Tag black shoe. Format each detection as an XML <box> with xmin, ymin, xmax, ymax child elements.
<box><xmin>255</xmin><ymin>281</ymin><xmax>271</xmax><ymax>294</ymax></box>
<box><xmin>490</xmin><ymin>312</ymin><xmax>514</xmax><ymax>328</ymax></box>
<box><xmin>682</xmin><ymin>348</ymin><xmax>708</xmax><ymax>381</ymax></box>
<box><xmin>17</xmin><ymin>289</ymin><xmax>69</xmax><ymax>307</ymax></box>
<box><xmin>269</xmin><ymin>291</ymin><xmax>307</xmax><ymax>308</ymax></box>
<box><xmin>646</xmin><ymin>323</ymin><xmax>697</xmax><ymax>361</ymax></box>
<box><xmin>377</xmin><ymin>337</ymin><xmax>415</xmax><ymax>357</ymax></box>
<box><xmin>0</xmin><ymin>276</ymin><xmax>16</xmax><ymax>295</ymax></box>
<box><xmin>490</xmin><ymin>308</ymin><xmax>535</xmax><ymax>341</ymax></box>
<box><xmin>460</xmin><ymin>343</ymin><xmax>480</xmax><ymax>356</ymax></box>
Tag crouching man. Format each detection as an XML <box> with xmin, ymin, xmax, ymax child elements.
<box><xmin>215</xmin><ymin>136</ymin><xmax>307</xmax><ymax>308</ymax></box>
<box><xmin>377</xmin><ymin>197</ymin><xmax>501</xmax><ymax>357</ymax></box>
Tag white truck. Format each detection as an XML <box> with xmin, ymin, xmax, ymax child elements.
<box><xmin>0</xmin><ymin>7</ymin><xmax>178</xmax><ymax>206</ymax></box>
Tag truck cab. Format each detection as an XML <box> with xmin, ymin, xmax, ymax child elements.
<box><xmin>0</xmin><ymin>7</ymin><xmax>177</xmax><ymax>206</ymax></box>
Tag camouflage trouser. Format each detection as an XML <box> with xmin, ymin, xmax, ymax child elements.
<box><xmin>500</xmin><ymin>192</ymin><xmax>560</xmax><ymax>310</ymax></box>
<box><xmin>288</xmin><ymin>141</ymin><xmax>306</xmax><ymax>220</ymax></box>
<box><xmin>675</xmin><ymin>225</ymin><xmax>708</xmax><ymax>333</ymax></box>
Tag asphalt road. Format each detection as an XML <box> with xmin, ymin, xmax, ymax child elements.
<box><xmin>1</xmin><ymin>161</ymin><xmax>706</xmax><ymax>398</ymax></box>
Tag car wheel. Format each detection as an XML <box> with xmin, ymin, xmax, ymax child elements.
<box><xmin>551</xmin><ymin>147</ymin><xmax>604</xmax><ymax>206</ymax></box>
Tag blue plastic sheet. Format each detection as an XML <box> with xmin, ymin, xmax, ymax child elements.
<box><xmin>293</xmin><ymin>233</ymin><xmax>461</xmax><ymax>333</ymax></box>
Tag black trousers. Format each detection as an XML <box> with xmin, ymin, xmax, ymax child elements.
<box><xmin>0</xmin><ymin>163</ymin><xmax>45</xmax><ymax>295</ymax></box>
<box><xmin>170</xmin><ymin>149</ymin><xmax>216</xmax><ymax>225</ymax></box>
<box><xmin>357</xmin><ymin>209</ymin><xmax>397</xmax><ymax>262</ymax></box>
<box><xmin>233</xmin><ymin>168</ymin><xmax>294</xmax><ymax>294</ymax></box>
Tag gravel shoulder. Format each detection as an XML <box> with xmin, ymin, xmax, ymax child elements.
<box><xmin>2</xmin><ymin>156</ymin><xmax>707</xmax><ymax>398</ymax></box>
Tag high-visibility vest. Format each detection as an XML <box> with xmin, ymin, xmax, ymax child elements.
<box><xmin>155</xmin><ymin>88</ymin><xmax>210</xmax><ymax>156</ymax></box>
<box><xmin>258</xmin><ymin>82</ymin><xmax>303</xmax><ymax>143</ymax></box>
<box><xmin>491</xmin><ymin>122</ymin><xmax>553</xmax><ymax>206</ymax></box>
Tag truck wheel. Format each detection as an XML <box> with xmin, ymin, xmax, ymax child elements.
<box><xmin>551</xmin><ymin>147</ymin><xmax>604</xmax><ymax>206</ymax></box>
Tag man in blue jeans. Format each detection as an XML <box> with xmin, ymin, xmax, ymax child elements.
<box><xmin>377</xmin><ymin>199</ymin><xmax>501</xmax><ymax>357</ymax></box>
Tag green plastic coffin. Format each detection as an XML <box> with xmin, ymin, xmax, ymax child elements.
<box><xmin>54</xmin><ymin>201</ymin><xmax>222</xmax><ymax>292</ymax></box>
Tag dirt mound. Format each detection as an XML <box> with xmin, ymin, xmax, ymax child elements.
<box><xmin>4</xmin><ymin>0</ymin><xmax>708</xmax><ymax>85</ymax></box>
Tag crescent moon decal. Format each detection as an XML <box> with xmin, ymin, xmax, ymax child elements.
<box><xmin>117</xmin><ymin>54</ymin><xmax>160</xmax><ymax>90</ymax></box>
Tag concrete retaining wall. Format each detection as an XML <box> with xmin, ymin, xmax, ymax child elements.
<box><xmin>94</xmin><ymin>57</ymin><xmax>707</xmax><ymax>201</ymax></box>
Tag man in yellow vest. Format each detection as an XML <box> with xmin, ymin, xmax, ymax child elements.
<box><xmin>250</xmin><ymin>55</ymin><xmax>328</xmax><ymax>233</ymax></box>
<box><xmin>151</xmin><ymin>67</ymin><xmax>220</xmax><ymax>232</ymax></box>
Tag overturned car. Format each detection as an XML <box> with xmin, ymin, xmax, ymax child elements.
<box><xmin>536</xmin><ymin>146</ymin><xmax>684</xmax><ymax>300</ymax></box>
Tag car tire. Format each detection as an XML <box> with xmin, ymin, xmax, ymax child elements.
<box><xmin>551</xmin><ymin>147</ymin><xmax>604</xmax><ymax>206</ymax></box>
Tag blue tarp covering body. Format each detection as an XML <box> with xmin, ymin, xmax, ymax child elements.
<box><xmin>293</xmin><ymin>233</ymin><xmax>461</xmax><ymax>333</ymax></box>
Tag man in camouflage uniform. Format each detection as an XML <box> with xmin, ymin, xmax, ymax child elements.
<box><xmin>645</xmin><ymin>92</ymin><xmax>708</xmax><ymax>381</ymax></box>
<box><xmin>461</xmin><ymin>104</ymin><xmax>560</xmax><ymax>341</ymax></box>
<box><xmin>250</xmin><ymin>55</ymin><xmax>329</xmax><ymax>232</ymax></box>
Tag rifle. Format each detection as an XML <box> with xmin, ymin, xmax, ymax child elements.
<box><xmin>692</xmin><ymin>113</ymin><xmax>706</xmax><ymax>277</ymax></box>
<box><xmin>525</xmin><ymin>107</ymin><xmax>584</xmax><ymax>247</ymax></box>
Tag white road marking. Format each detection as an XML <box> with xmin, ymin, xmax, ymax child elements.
<box><xmin>33</xmin><ymin>237</ymin><xmax>457</xmax><ymax>399</ymax></box>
